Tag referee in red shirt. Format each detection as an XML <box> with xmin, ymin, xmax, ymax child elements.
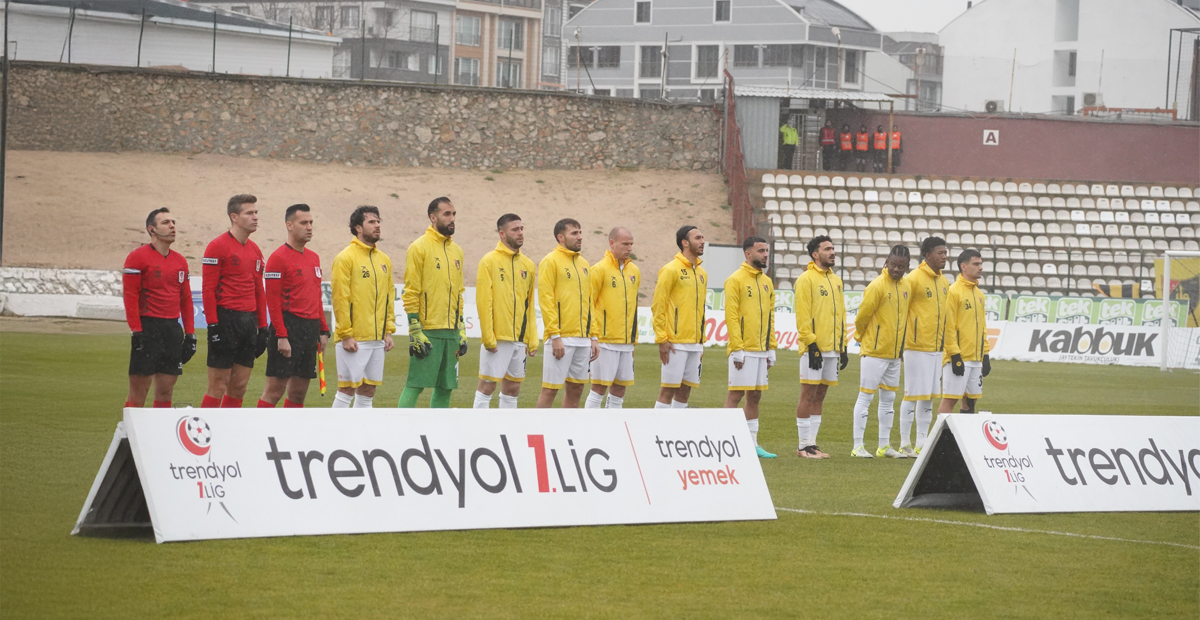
<box><xmin>200</xmin><ymin>194</ymin><xmax>269</xmax><ymax>408</ymax></box>
<box><xmin>123</xmin><ymin>208</ymin><xmax>197</xmax><ymax>408</ymax></box>
<box><xmin>257</xmin><ymin>204</ymin><xmax>329</xmax><ymax>408</ymax></box>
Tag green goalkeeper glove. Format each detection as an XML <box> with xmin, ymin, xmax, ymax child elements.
<box><xmin>408</xmin><ymin>314</ymin><xmax>432</xmax><ymax>359</ymax></box>
<box><xmin>456</xmin><ymin>316</ymin><xmax>469</xmax><ymax>358</ymax></box>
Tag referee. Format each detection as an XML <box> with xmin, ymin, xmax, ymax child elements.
<box><xmin>122</xmin><ymin>208</ymin><xmax>197</xmax><ymax>408</ymax></box>
<box><xmin>256</xmin><ymin>204</ymin><xmax>330</xmax><ymax>409</ymax></box>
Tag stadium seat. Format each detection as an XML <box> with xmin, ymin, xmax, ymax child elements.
<box><xmin>973</xmin><ymin>221</ymin><xmax>987</xmax><ymax>232</ymax></box>
<box><xmin>1157</xmin><ymin>200</ymin><xmax>1171</xmax><ymax>212</ymax></box>
<box><xmin>761</xmin><ymin>173</ymin><xmax>776</xmax><ymax>184</ymax></box>
<box><xmin>821</xmin><ymin>189</ymin><xmax>835</xmax><ymax>200</ymax></box>
<box><xmin>832</xmin><ymin>176</ymin><xmax>846</xmax><ymax>187</ymax></box>
<box><xmin>834</xmin><ymin>189</ymin><xmax>848</xmax><ymax>200</ymax></box>
<box><xmin>908</xmin><ymin>192</ymin><xmax>921</xmax><ymax>203</ymax></box>
<box><xmin>793</xmin><ymin>201</ymin><xmax>807</xmax><ymax>213</ymax></box>
<box><xmin>773</xmin><ymin>226</ymin><xmax>784</xmax><ymax>238</ymax></box>
<box><xmin>778</xmin><ymin>188</ymin><xmax>791</xmax><ymax>199</ymax></box>
<box><xmin>850</xmin><ymin>190</ymin><xmax>864</xmax><ymax>202</ymax></box>
<box><xmin>789</xmin><ymin>174</ymin><xmax>803</xmax><ymax>185</ymax></box>
<box><xmin>782</xmin><ymin>253</ymin><xmax>798</xmax><ymax>266</ymax></box>
<box><xmin>817</xmin><ymin>176</ymin><xmax>831</xmax><ymax>187</ymax></box>
<box><xmin>774</xmin><ymin>240</ymin><xmax>788</xmax><ymax>252</ymax></box>
<box><xmin>778</xmin><ymin>281</ymin><xmax>793</xmax><ymax>290</ymax></box>
<box><xmin>780</xmin><ymin>201</ymin><xmax>795</xmax><ymax>212</ymax></box>
<box><xmin>1033</xmin><ymin>183</ymin><xmax>1046</xmax><ymax>194</ymax></box>
<box><xmin>1179</xmin><ymin>214</ymin><xmax>1191</xmax><ymax>224</ymax></box>
<box><xmin>1122</xmin><ymin>186</ymin><xmax>1136</xmax><ymax>197</ymax></box>
<box><xmin>803</xmin><ymin>175</ymin><xmax>818</xmax><ymax>185</ymax></box>
<box><xmin>1135</xmin><ymin>186</ymin><xmax>1149</xmax><ymax>197</ymax></box>
<box><xmin>847</xmin><ymin>177</ymin><xmax>861</xmax><ymax>189</ymax></box>
<box><xmin>768</xmin><ymin>214</ymin><xmax>782</xmax><ymax>225</ymax></box>
<box><xmin>787</xmin><ymin>227</ymin><xmax>802</xmax><ymax>238</ymax></box>
<box><xmin>1172</xmin><ymin>201</ymin><xmax>1185</xmax><ymax>212</ymax></box>
<box><xmin>1140</xmin><ymin>199</ymin><xmax>1154</xmax><ymax>211</ymax></box>
<box><xmin>763</xmin><ymin>187</ymin><xmax>776</xmax><ymax>198</ymax></box>
<box><xmin>873</xmin><ymin>231</ymin><xmax>887</xmax><ymax>242</ymax></box>
<box><xmin>765</xmin><ymin>200</ymin><xmax>780</xmax><ymax>212</ymax></box>
<box><xmin>980</xmin><ymin>194</ymin><xmax>994</xmax><ymax>205</ymax></box>
<box><xmin>782</xmin><ymin>213</ymin><xmax>796</xmax><ymax>225</ymax></box>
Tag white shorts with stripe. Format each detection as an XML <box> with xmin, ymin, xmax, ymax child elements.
<box><xmin>902</xmin><ymin>350</ymin><xmax>942</xmax><ymax>401</ymax></box>
<box><xmin>336</xmin><ymin>340</ymin><xmax>386</xmax><ymax>388</ymax></box>
<box><xmin>799</xmin><ymin>351</ymin><xmax>840</xmax><ymax>386</ymax></box>
<box><xmin>859</xmin><ymin>356</ymin><xmax>901</xmax><ymax>394</ymax></box>
<box><xmin>728</xmin><ymin>351</ymin><xmax>769</xmax><ymax>391</ymax></box>
<box><xmin>591</xmin><ymin>343</ymin><xmax>635</xmax><ymax>387</ymax></box>
<box><xmin>478</xmin><ymin>341</ymin><xmax>527</xmax><ymax>383</ymax></box>
<box><xmin>661</xmin><ymin>343</ymin><xmax>703</xmax><ymax>388</ymax></box>
<box><xmin>942</xmin><ymin>361</ymin><xmax>983</xmax><ymax>400</ymax></box>
<box><xmin>542</xmin><ymin>340</ymin><xmax>591</xmax><ymax>389</ymax></box>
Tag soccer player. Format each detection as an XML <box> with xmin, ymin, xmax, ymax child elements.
<box><xmin>331</xmin><ymin>206</ymin><xmax>396</xmax><ymax>408</ymax></box>
<box><xmin>723</xmin><ymin>236</ymin><xmax>777</xmax><ymax>458</ymax></box>
<box><xmin>257</xmin><ymin>204</ymin><xmax>329</xmax><ymax>409</ymax></box>
<box><xmin>794</xmin><ymin>235</ymin><xmax>847</xmax><ymax>459</ymax></box>
<box><xmin>651</xmin><ymin>226</ymin><xmax>709</xmax><ymax>409</ymax></box>
<box><xmin>123</xmin><ymin>208</ymin><xmax>196</xmax><ymax>408</ymax></box>
<box><xmin>536</xmin><ymin>218</ymin><xmax>598</xmax><ymax>408</ymax></box>
<box><xmin>585</xmin><ymin>227</ymin><xmax>640</xmax><ymax>409</ymax></box>
<box><xmin>398</xmin><ymin>198</ymin><xmax>467</xmax><ymax>409</ymax></box>
<box><xmin>940</xmin><ymin>249</ymin><xmax>992</xmax><ymax>415</ymax></box>
<box><xmin>850</xmin><ymin>245</ymin><xmax>912</xmax><ymax>459</ymax></box>
<box><xmin>200</xmin><ymin>194</ymin><xmax>268</xmax><ymax>409</ymax></box>
<box><xmin>474</xmin><ymin>213</ymin><xmax>538</xmax><ymax>409</ymax></box>
<box><xmin>898</xmin><ymin>237</ymin><xmax>951</xmax><ymax>456</ymax></box>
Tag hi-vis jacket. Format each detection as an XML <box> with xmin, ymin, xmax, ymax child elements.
<box><xmin>943</xmin><ymin>276</ymin><xmax>990</xmax><ymax>364</ymax></box>
<box><xmin>794</xmin><ymin>262</ymin><xmax>847</xmax><ymax>353</ymax></box>
<box><xmin>538</xmin><ymin>245</ymin><xmax>593</xmax><ymax>339</ymax></box>
<box><xmin>331</xmin><ymin>237</ymin><xmax>396</xmax><ymax>342</ymax></box>
<box><xmin>402</xmin><ymin>227</ymin><xmax>465</xmax><ymax>331</ymax></box>
<box><xmin>902</xmin><ymin>261</ymin><xmax>951</xmax><ymax>352</ymax></box>
<box><xmin>590</xmin><ymin>250</ymin><xmax>641</xmax><ymax>345</ymax></box>
<box><xmin>854</xmin><ymin>271</ymin><xmax>911</xmax><ymax>359</ymax></box>
<box><xmin>724</xmin><ymin>263</ymin><xmax>776</xmax><ymax>353</ymax></box>
<box><xmin>652</xmin><ymin>253</ymin><xmax>708</xmax><ymax>345</ymax></box>
<box><xmin>476</xmin><ymin>242</ymin><xmax>537</xmax><ymax>350</ymax></box>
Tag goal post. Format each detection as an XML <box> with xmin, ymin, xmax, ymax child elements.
<box><xmin>1160</xmin><ymin>250</ymin><xmax>1200</xmax><ymax>371</ymax></box>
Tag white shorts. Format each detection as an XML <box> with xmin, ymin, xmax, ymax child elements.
<box><xmin>542</xmin><ymin>342</ymin><xmax>591</xmax><ymax>389</ymax></box>
<box><xmin>799</xmin><ymin>351</ymin><xmax>840</xmax><ymax>386</ymax></box>
<box><xmin>336</xmin><ymin>340</ymin><xmax>385</xmax><ymax>388</ymax></box>
<box><xmin>478</xmin><ymin>341</ymin><xmax>527</xmax><ymax>383</ymax></box>
<box><xmin>903</xmin><ymin>350</ymin><xmax>942</xmax><ymax>401</ymax></box>
<box><xmin>661</xmin><ymin>345</ymin><xmax>703</xmax><ymax>388</ymax></box>
<box><xmin>591</xmin><ymin>344</ymin><xmax>635</xmax><ymax>387</ymax></box>
<box><xmin>859</xmin><ymin>356</ymin><xmax>901</xmax><ymax>394</ymax></box>
<box><xmin>942</xmin><ymin>361</ymin><xmax>983</xmax><ymax>399</ymax></box>
<box><xmin>728</xmin><ymin>352</ymin><xmax>769</xmax><ymax>391</ymax></box>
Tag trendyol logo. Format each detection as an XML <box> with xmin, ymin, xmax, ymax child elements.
<box><xmin>171</xmin><ymin>416</ymin><xmax>240</xmax><ymax>523</ymax></box>
<box><xmin>983</xmin><ymin>420</ymin><xmax>1008</xmax><ymax>450</ymax></box>
<box><xmin>979</xmin><ymin>419</ymin><xmax>1036</xmax><ymax>501</ymax></box>
<box><xmin>177</xmin><ymin>416</ymin><xmax>212</xmax><ymax>456</ymax></box>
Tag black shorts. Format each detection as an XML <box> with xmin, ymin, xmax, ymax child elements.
<box><xmin>129</xmin><ymin>317</ymin><xmax>183</xmax><ymax>376</ymax></box>
<box><xmin>265</xmin><ymin>314</ymin><xmax>321</xmax><ymax>380</ymax></box>
<box><xmin>207</xmin><ymin>308</ymin><xmax>258</xmax><ymax>369</ymax></box>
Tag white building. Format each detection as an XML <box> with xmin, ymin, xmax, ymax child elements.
<box><xmin>939</xmin><ymin>0</ymin><xmax>1200</xmax><ymax>117</ymax></box>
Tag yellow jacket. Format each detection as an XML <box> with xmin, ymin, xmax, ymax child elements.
<box><xmin>855</xmin><ymin>271</ymin><xmax>911</xmax><ymax>359</ymax></box>
<box><xmin>402</xmin><ymin>227</ymin><xmax>465</xmax><ymax>331</ymax></box>
<box><xmin>476</xmin><ymin>242</ymin><xmax>538</xmax><ymax>350</ymax></box>
<box><xmin>652</xmin><ymin>253</ymin><xmax>708</xmax><ymax>345</ymax></box>
<box><xmin>331</xmin><ymin>237</ymin><xmax>396</xmax><ymax>342</ymax></box>
<box><xmin>943</xmin><ymin>276</ymin><xmax>991</xmax><ymax>364</ymax></box>
<box><xmin>538</xmin><ymin>245</ymin><xmax>593</xmax><ymax>339</ymax></box>
<box><xmin>590</xmin><ymin>250</ymin><xmax>641</xmax><ymax>344</ymax></box>
<box><xmin>724</xmin><ymin>263</ymin><xmax>777</xmax><ymax>353</ymax></box>
<box><xmin>794</xmin><ymin>262</ymin><xmax>847</xmax><ymax>353</ymax></box>
<box><xmin>902</xmin><ymin>261</ymin><xmax>951</xmax><ymax>352</ymax></box>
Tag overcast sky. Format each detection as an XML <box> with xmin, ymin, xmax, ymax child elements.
<box><xmin>838</xmin><ymin>0</ymin><xmax>971</xmax><ymax>34</ymax></box>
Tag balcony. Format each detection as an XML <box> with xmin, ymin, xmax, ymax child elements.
<box><xmin>461</xmin><ymin>0</ymin><xmax>543</xmax><ymax>10</ymax></box>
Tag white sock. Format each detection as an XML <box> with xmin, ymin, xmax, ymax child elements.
<box><xmin>332</xmin><ymin>391</ymin><xmax>353</xmax><ymax>408</ymax></box>
<box><xmin>606</xmin><ymin>394</ymin><xmax>624</xmax><ymax>409</ymax></box>
<box><xmin>498</xmin><ymin>393</ymin><xmax>519</xmax><ymax>409</ymax></box>
<box><xmin>878</xmin><ymin>390</ymin><xmax>896</xmax><ymax>448</ymax></box>
<box><xmin>797</xmin><ymin>418</ymin><xmax>811</xmax><ymax>448</ymax></box>
<box><xmin>352</xmin><ymin>394</ymin><xmax>374</xmax><ymax>408</ymax></box>
<box><xmin>473</xmin><ymin>390</ymin><xmax>493</xmax><ymax>409</ymax></box>
<box><xmin>747</xmin><ymin>418</ymin><xmax>760</xmax><ymax>446</ymax></box>
<box><xmin>671</xmin><ymin>400</ymin><xmax>688</xmax><ymax>409</ymax></box>
<box><xmin>853</xmin><ymin>391</ymin><xmax>873</xmax><ymax>446</ymax></box>
<box><xmin>899</xmin><ymin>399</ymin><xmax>916</xmax><ymax>447</ymax></box>
<box><xmin>810</xmin><ymin>415</ymin><xmax>822</xmax><ymax>445</ymax></box>
<box><xmin>654</xmin><ymin>401</ymin><xmax>671</xmax><ymax>409</ymax></box>
<box><xmin>584</xmin><ymin>391</ymin><xmax>604</xmax><ymax>409</ymax></box>
<box><xmin>916</xmin><ymin>401</ymin><xmax>934</xmax><ymax>447</ymax></box>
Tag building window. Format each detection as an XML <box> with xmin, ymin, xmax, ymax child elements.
<box><xmin>570</xmin><ymin>46</ymin><xmax>594</xmax><ymax>69</ymax></box>
<box><xmin>411</xmin><ymin>11</ymin><xmax>437</xmax><ymax>43</ymax></box>
<box><xmin>497</xmin><ymin>60</ymin><xmax>523</xmax><ymax>88</ymax></box>
<box><xmin>733</xmin><ymin>45</ymin><xmax>758</xmax><ymax>68</ymax></box>
<box><xmin>571</xmin><ymin>46</ymin><xmax>620</xmax><ymax>69</ymax></box>
<box><xmin>455</xmin><ymin>57</ymin><xmax>480</xmax><ymax>86</ymax></box>
<box><xmin>545</xmin><ymin>5</ymin><xmax>562</xmax><ymax>37</ymax></box>
<box><xmin>597</xmin><ymin>46</ymin><xmax>621</xmax><ymax>68</ymax></box>
<box><xmin>763</xmin><ymin>45</ymin><xmax>796</xmax><ymax>67</ymax></box>
<box><xmin>231</xmin><ymin>5</ymin><xmax>250</xmax><ymax>14</ymax></box>
<box><xmin>593</xmin><ymin>89</ymin><xmax>611</xmax><ymax>96</ymax></box>
<box><xmin>639</xmin><ymin>45</ymin><xmax>662</xmax><ymax>78</ymax></box>
<box><xmin>1067</xmin><ymin>51</ymin><xmax>1076</xmax><ymax>77</ymax></box>
<box><xmin>498</xmin><ymin>18</ymin><xmax>524</xmax><ymax>51</ymax></box>
<box><xmin>699</xmin><ymin>89</ymin><xmax>715</xmax><ymax>102</ymax></box>
<box><xmin>639</xmin><ymin>88</ymin><xmax>659</xmax><ymax>99</ymax></box>
<box><xmin>273</xmin><ymin>7</ymin><xmax>292</xmax><ymax>23</ymax></box>
<box><xmin>340</xmin><ymin>6</ymin><xmax>359</xmax><ymax>28</ymax></box>
<box><xmin>714</xmin><ymin>0</ymin><xmax>730</xmax><ymax>22</ymax></box>
<box><xmin>374</xmin><ymin>8</ymin><xmax>396</xmax><ymax>30</ymax></box>
<box><xmin>314</xmin><ymin>5</ymin><xmax>334</xmax><ymax>30</ymax></box>
<box><xmin>455</xmin><ymin>16</ymin><xmax>481</xmax><ymax>46</ymax></box>
<box><xmin>543</xmin><ymin>46</ymin><xmax>561</xmax><ymax>76</ymax></box>
<box><xmin>843</xmin><ymin>49</ymin><xmax>858</xmax><ymax>84</ymax></box>
<box><xmin>635</xmin><ymin>1</ymin><xmax>651</xmax><ymax>23</ymax></box>
<box><xmin>695</xmin><ymin>45</ymin><xmax>720</xmax><ymax>79</ymax></box>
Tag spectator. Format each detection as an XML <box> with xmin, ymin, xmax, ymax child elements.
<box><xmin>891</xmin><ymin>124</ymin><xmax>904</xmax><ymax>172</ymax></box>
<box><xmin>819</xmin><ymin>120</ymin><xmax>837</xmax><ymax>171</ymax></box>
<box><xmin>872</xmin><ymin>125</ymin><xmax>889</xmax><ymax>173</ymax></box>
<box><xmin>838</xmin><ymin>124</ymin><xmax>854</xmax><ymax>171</ymax></box>
<box><xmin>855</xmin><ymin>125</ymin><xmax>871</xmax><ymax>173</ymax></box>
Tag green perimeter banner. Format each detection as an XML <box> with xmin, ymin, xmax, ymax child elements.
<box><xmin>1007</xmin><ymin>295</ymin><xmax>1187</xmax><ymax>326</ymax></box>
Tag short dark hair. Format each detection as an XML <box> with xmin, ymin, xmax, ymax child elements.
<box><xmin>497</xmin><ymin>213</ymin><xmax>521</xmax><ymax>230</ymax></box>
<box><xmin>807</xmin><ymin>235</ymin><xmax>833</xmax><ymax>261</ymax></box>
<box><xmin>553</xmin><ymin>218</ymin><xmax>581</xmax><ymax>241</ymax></box>
<box><xmin>888</xmin><ymin>244</ymin><xmax>911</xmax><ymax>261</ymax></box>
<box><xmin>957</xmin><ymin>248</ymin><xmax>982</xmax><ymax>268</ymax></box>
<box><xmin>349</xmin><ymin>205</ymin><xmax>380</xmax><ymax>236</ymax></box>
<box><xmin>145</xmin><ymin>208</ymin><xmax>170</xmax><ymax>230</ymax></box>
<box><xmin>920</xmin><ymin>236</ymin><xmax>947</xmax><ymax>258</ymax></box>
<box><xmin>227</xmin><ymin>194</ymin><xmax>257</xmax><ymax>216</ymax></box>
<box><xmin>675</xmin><ymin>225</ymin><xmax>699</xmax><ymax>250</ymax></box>
<box><xmin>427</xmin><ymin>197</ymin><xmax>451</xmax><ymax>217</ymax></box>
<box><xmin>285</xmin><ymin>203</ymin><xmax>310</xmax><ymax>221</ymax></box>
<box><xmin>742</xmin><ymin>236</ymin><xmax>767</xmax><ymax>251</ymax></box>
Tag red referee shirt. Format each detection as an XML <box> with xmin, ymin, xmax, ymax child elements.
<box><xmin>122</xmin><ymin>244</ymin><xmax>195</xmax><ymax>334</ymax></box>
<box><xmin>265</xmin><ymin>243</ymin><xmax>329</xmax><ymax>337</ymax></box>
<box><xmin>201</xmin><ymin>231</ymin><xmax>267</xmax><ymax>328</ymax></box>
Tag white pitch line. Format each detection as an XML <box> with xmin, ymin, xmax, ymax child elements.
<box><xmin>775</xmin><ymin>507</ymin><xmax>1200</xmax><ymax>550</ymax></box>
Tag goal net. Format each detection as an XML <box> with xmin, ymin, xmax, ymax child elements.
<box><xmin>1160</xmin><ymin>251</ymin><xmax>1200</xmax><ymax>371</ymax></box>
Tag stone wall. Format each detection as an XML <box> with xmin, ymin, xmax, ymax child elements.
<box><xmin>0</xmin><ymin>267</ymin><xmax>123</xmax><ymax>296</ymax></box>
<box><xmin>9</xmin><ymin>62</ymin><xmax>721</xmax><ymax>171</ymax></box>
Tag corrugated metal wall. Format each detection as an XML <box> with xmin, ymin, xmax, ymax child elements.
<box><xmin>735</xmin><ymin>95</ymin><xmax>781</xmax><ymax>170</ymax></box>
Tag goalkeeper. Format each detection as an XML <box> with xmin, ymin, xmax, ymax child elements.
<box><xmin>398</xmin><ymin>198</ymin><xmax>468</xmax><ymax>408</ymax></box>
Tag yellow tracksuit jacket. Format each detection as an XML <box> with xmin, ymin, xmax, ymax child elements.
<box><xmin>943</xmin><ymin>276</ymin><xmax>991</xmax><ymax>364</ymax></box>
<box><xmin>902</xmin><ymin>261</ymin><xmax>951</xmax><ymax>352</ymax></box>
<box><xmin>402</xmin><ymin>227</ymin><xmax>465</xmax><ymax>331</ymax></box>
<box><xmin>331</xmin><ymin>237</ymin><xmax>396</xmax><ymax>342</ymax></box>
<box><xmin>724</xmin><ymin>262</ymin><xmax>777</xmax><ymax>353</ymax></box>
<box><xmin>590</xmin><ymin>250</ymin><xmax>641</xmax><ymax>344</ymax></box>
<box><xmin>652</xmin><ymin>253</ymin><xmax>708</xmax><ymax>345</ymax></box>
<box><xmin>476</xmin><ymin>242</ymin><xmax>537</xmax><ymax>350</ymax></box>
<box><xmin>794</xmin><ymin>262</ymin><xmax>847</xmax><ymax>353</ymax></box>
<box><xmin>538</xmin><ymin>245</ymin><xmax>593</xmax><ymax>339</ymax></box>
<box><xmin>854</xmin><ymin>271</ymin><xmax>911</xmax><ymax>359</ymax></box>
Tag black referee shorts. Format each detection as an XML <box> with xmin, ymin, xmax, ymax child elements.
<box><xmin>265</xmin><ymin>314</ymin><xmax>321</xmax><ymax>380</ymax></box>
<box><xmin>207</xmin><ymin>308</ymin><xmax>258</xmax><ymax>369</ymax></box>
<box><xmin>129</xmin><ymin>317</ymin><xmax>183</xmax><ymax>376</ymax></box>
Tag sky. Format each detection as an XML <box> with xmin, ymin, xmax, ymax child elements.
<box><xmin>837</xmin><ymin>0</ymin><xmax>971</xmax><ymax>34</ymax></box>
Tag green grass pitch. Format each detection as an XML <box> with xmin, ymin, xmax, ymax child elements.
<box><xmin>1</xmin><ymin>324</ymin><xmax>1197</xmax><ymax>618</ymax></box>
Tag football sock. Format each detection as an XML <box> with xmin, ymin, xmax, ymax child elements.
<box><xmin>797</xmin><ymin>418</ymin><xmax>811</xmax><ymax>448</ymax></box>
<box><xmin>153</xmin><ymin>400</ymin><xmax>171</xmax><ymax>408</ymax></box>
<box><xmin>352</xmin><ymin>394</ymin><xmax>374</xmax><ymax>408</ymax></box>
<box><xmin>398</xmin><ymin>387</ymin><xmax>422</xmax><ymax>408</ymax></box>
<box><xmin>671</xmin><ymin>400</ymin><xmax>688</xmax><ymax>409</ymax></box>
<box><xmin>220</xmin><ymin>396</ymin><xmax>243</xmax><ymax>408</ymax></box>
<box><xmin>853</xmin><ymin>391</ymin><xmax>873</xmax><ymax>446</ymax></box>
<box><xmin>430</xmin><ymin>388</ymin><xmax>453</xmax><ymax>408</ymax></box>
<box><xmin>747</xmin><ymin>418</ymin><xmax>760</xmax><ymax>446</ymax></box>
<box><xmin>124</xmin><ymin>400</ymin><xmax>136</xmax><ymax>408</ymax></box>
<box><xmin>332</xmin><ymin>391</ymin><xmax>353</xmax><ymax>408</ymax></box>
<box><xmin>605</xmin><ymin>394</ymin><xmax>624</xmax><ymax>409</ymax></box>
<box><xmin>899</xmin><ymin>400</ymin><xmax>916</xmax><ymax>446</ymax></box>
<box><xmin>256</xmin><ymin>399</ymin><xmax>275</xmax><ymax>408</ymax></box>
<box><xmin>810</xmin><ymin>415</ymin><xmax>823</xmax><ymax>445</ymax></box>
<box><xmin>878</xmin><ymin>390</ymin><xmax>897</xmax><ymax>448</ymax></box>
<box><xmin>916</xmin><ymin>401</ymin><xmax>934</xmax><ymax>446</ymax></box>
<box><xmin>497</xmin><ymin>393</ymin><xmax>519</xmax><ymax>409</ymax></box>
<box><xmin>654</xmin><ymin>401</ymin><xmax>671</xmax><ymax>409</ymax></box>
<box><xmin>584</xmin><ymin>391</ymin><xmax>604</xmax><ymax>409</ymax></box>
<box><xmin>474</xmin><ymin>390</ymin><xmax>492</xmax><ymax>409</ymax></box>
<box><xmin>283</xmin><ymin>399</ymin><xmax>303</xmax><ymax>408</ymax></box>
<box><xmin>201</xmin><ymin>394</ymin><xmax>221</xmax><ymax>408</ymax></box>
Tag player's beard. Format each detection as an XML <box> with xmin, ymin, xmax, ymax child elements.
<box><xmin>437</xmin><ymin>222</ymin><xmax>454</xmax><ymax>237</ymax></box>
<box><xmin>503</xmin><ymin>233</ymin><xmax>523</xmax><ymax>251</ymax></box>
<box><xmin>752</xmin><ymin>258</ymin><xmax>767</xmax><ymax>270</ymax></box>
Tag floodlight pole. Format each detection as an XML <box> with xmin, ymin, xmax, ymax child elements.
<box><xmin>0</xmin><ymin>0</ymin><xmax>8</xmax><ymax>266</ymax></box>
<box><xmin>1161</xmin><ymin>252</ymin><xmax>1171</xmax><ymax>371</ymax></box>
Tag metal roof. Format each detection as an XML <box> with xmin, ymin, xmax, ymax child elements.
<box><xmin>12</xmin><ymin>0</ymin><xmax>323</xmax><ymax>34</ymax></box>
<box><xmin>788</xmin><ymin>0</ymin><xmax>874</xmax><ymax>30</ymax></box>
<box><xmin>735</xmin><ymin>86</ymin><xmax>895</xmax><ymax>102</ymax></box>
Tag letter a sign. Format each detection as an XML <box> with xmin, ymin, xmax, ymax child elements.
<box><xmin>983</xmin><ymin>129</ymin><xmax>1000</xmax><ymax>146</ymax></box>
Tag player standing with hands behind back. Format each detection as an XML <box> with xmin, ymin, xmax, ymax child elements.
<box><xmin>794</xmin><ymin>235</ymin><xmax>847</xmax><ymax>459</ymax></box>
<box><xmin>330</xmin><ymin>206</ymin><xmax>395</xmax><ymax>408</ymax></box>
<box><xmin>723</xmin><ymin>236</ymin><xmax>777</xmax><ymax>458</ymax></box>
